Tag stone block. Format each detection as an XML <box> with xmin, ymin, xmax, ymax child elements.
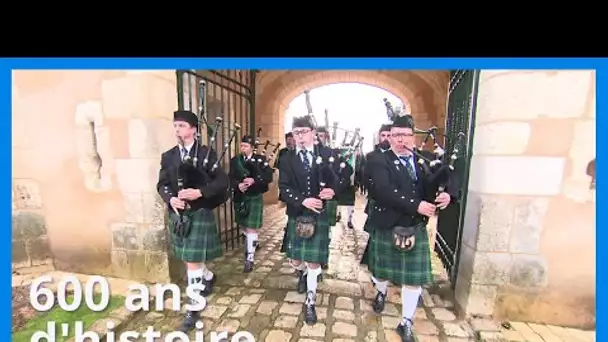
<box><xmin>111</xmin><ymin>222</ymin><xmax>139</xmax><ymax>250</ymax></box>
<box><xmin>509</xmin><ymin>198</ymin><xmax>549</xmax><ymax>254</ymax></box>
<box><xmin>128</xmin><ymin>118</ymin><xmax>174</xmax><ymax>158</ymax></box>
<box><xmin>110</xmin><ymin>249</ymin><xmax>170</xmax><ymax>283</ymax></box>
<box><xmin>115</xmin><ymin>159</ymin><xmax>160</xmax><ymax>194</ymax></box>
<box><xmin>508</xmin><ymin>255</ymin><xmax>548</xmax><ymax>288</ymax></box>
<box><xmin>466</xmin><ymin>284</ymin><xmax>499</xmax><ymax>316</ymax></box>
<box><xmin>13</xmin><ymin>179</ymin><xmax>43</xmax><ymax>210</ymax></box>
<box><xmin>12</xmin><ymin>240</ymin><xmax>29</xmax><ymax>268</ymax></box>
<box><xmin>473</xmin><ymin>122</ymin><xmax>531</xmax><ymax>155</ymax></box>
<box><xmin>12</xmin><ymin>211</ymin><xmax>47</xmax><ymax>240</ymax></box>
<box><xmin>27</xmin><ymin>237</ymin><xmax>53</xmax><ymax>265</ymax></box>
<box><xmin>142</xmin><ymin>227</ymin><xmax>168</xmax><ymax>252</ymax></box>
<box><xmin>467</xmin><ymin>194</ymin><xmax>514</xmax><ymax>253</ymax></box>
<box><xmin>476</xmin><ymin>70</ymin><xmax>594</xmax><ymax>124</ymax></box>
<box><xmin>468</xmin><ymin>156</ymin><xmax>565</xmax><ymax>196</ymax></box>
<box><xmin>101</xmin><ymin>73</ymin><xmax>176</xmax><ymax>120</ymax></box>
<box><xmin>471</xmin><ymin>252</ymin><xmax>512</xmax><ymax>286</ymax></box>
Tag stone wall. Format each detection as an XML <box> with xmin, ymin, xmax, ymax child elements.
<box><xmin>455</xmin><ymin>70</ymin><xmax>596</xmax><ymax>329</ymax></box>
<box><xmin>12</xmin><ymin>70</ymin><xmax>179</xmax><ymax>282</ymax></box>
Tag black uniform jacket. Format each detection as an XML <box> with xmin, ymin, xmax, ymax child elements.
<box><xmin>279</xmin><ymin>145</ymin><xmax>353</xmax><ymax>218</ymax></box>
<box><xmin>366</xmin><ymin>149</ymin><xmax>458</xmax><ymax>231</ymax></box>
<box><xmin>229</xmin><ymin>153</ymin><xmax>274</xmax><ymax>197</ymax></box>
<box><xmin>157</xmin><ymin>144</ymin><xmax>230</xmax><ymax>211</ymax></box>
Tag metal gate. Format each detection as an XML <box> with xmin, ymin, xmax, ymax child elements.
<box><xmin>176</xmin><ymin>69</ymin><xmax>256</xmax><ymax>251</ymax></box>
<box><xmin>434</xmin><ymin>70</ymin><xmax>480</xmax><ymax>287</ymax></box>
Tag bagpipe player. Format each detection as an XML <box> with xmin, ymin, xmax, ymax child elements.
<box><xmin>335</xmin><ymin>148</ymin><xmax>357</xmax><ymax>229</ymax></box>
<box><xmin>278</xmin><ymin>115</ymin><xmax>353</xmax><ymax>325</ymax></box>
<box><xmin>156</xmin><ymin>110</ymin><xmax>229</xmax><ymax>332</ymax></box>
<box><xmin>360</xmin><ymin>123</ymin><xmax>392</xmax><ymax>240</ymax></box>
<box><xmin>277</xmin><ymin>132</ymin><xmax>296</xmax><ymax>253</ymax></box>
<box><xmin>229</xmin><ymin>135</ymin><xmax>274</xmax><ymax>272</ymax></box>
<box><xmin>363</xmin><ymin>115</ymin><xmax>457</xmax><ymax>342</ymax></box>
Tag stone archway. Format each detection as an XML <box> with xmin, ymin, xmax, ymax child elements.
<box><xmin>254</xmin><ymin>70</ymin><xmax>451</xmax><ymax>203</ymax></box>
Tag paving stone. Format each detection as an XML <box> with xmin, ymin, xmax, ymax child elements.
<box><xmin>261</xmin><ymin>260</ymin><xmax>275</xmax><ymax>267</ymax></box>
<box><xmin>364</xmin><ymin>330</ymin><xmax>378</xmax><ymax>342</ymax></box>
<box><xmin>469</xmin><ymin>318</ymin><xmax>500</xmax><ymax>332</ymax></box>
<box><xmin>257</xmin><ymin>301</ymin><xmax>278</xmax><ymax>315</ymax></box>
<box><xmin>500</xmin><ymin>328</ymin><xmax>526</xmax><ymax>342</ymax></box>
<box><xmin>225</xmin><ymin>287</ymin><xmax>245</xmax><ymax>296</ymax></box>
<box><xmin>415</xmin><ymin>320</ymin><xmax>440</xmax><ymax>336</ymax></box>
<box><xmin>215</xmin><ymin>319</ymin><xmax>240</xmax><ymax>333</ymax></box>
<box><xmin>239</xmin><ymin>294</ymin><xmax>262</xmax><ymax>304</ymax></box>
<box><xmin>442</xmin><ymin>322</ymin><xmax>472</xmax><ymax>338</ymax></box>
<box><xmin>432</xmin><ymin>307</ymin><xmax>456</xmax><ymax>321</ymax></box>
<box><xmin>335</xmin><ymin>296</ymin><xmax>355</xmax><ymax>310</ymax></box>
<box><xmin>332</xmin><ymin>322</ymin><xmax>358</xmax><ymax>337</ymax></box>
<box><xmin>228</xmin><ymin>304</ymin><xmax>251</xmax><ymax>318</ymax></box>
<box><xmin>274</xmin><ymin>315</ymin><xmax>298</xmax><ymax>329</ymax></box>
<box><xmin>215</xmin><ymin>296</ymin><xmax>233</xmax><ymax>305</ymax></box>
<box><xmin>279</xmin><ymin>303</ymin><xmax>302</xmax><ymax>315</ymax></box>
<box><xmin>476</xmin><ymin>332</ymin><xmax>504</xmax><ymax>342</ymax></box>
<box><xmin>201</xmin><ymin>305</ymin><xmax>228</xmax><ymax>319</ymax></box>
<box><xmin>300</xmin><ymin>323</ymin><xmax>326</xmax><ymax>337</ymax></box>
<box><xmin>265</xmin><ymin>330</ymin><xmax>292</xmax><ymax>342</ymax></box>
<box><xmin>284</xmin><ymin>291</ymin><xmax>306</xmax><ymax>303</ymax></box>
<box><xmin>509</xmin><ymin>322</ymin><xmax>544</xmax><ymax>342</ymax></box>
<box><xmin>360</xmin><ymin>299</ymin><xmax>374</xmax><ymax>312</ymax></box>
<box><xmin>333</xmin><ymin>309</ymin><xmax>355</xmax><ymax>322</ymax></box>
<box><xmin>279</xmin><ymin>267</ymin><xmax>294</xmax><ymax>274</ymax></box>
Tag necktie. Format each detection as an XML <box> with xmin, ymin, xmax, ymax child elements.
<box><xmin>400</xmin><ymin>155</ymin><xmax>417</xmax><ymax>180</ymax></box>
<box><xmin>299</xmin><ymin>150</ymin><xmax>311</xmax><ymax>171</ymax></box>
<box><xmin>181</xmin><ymin>147</ymin><xmax>188</xmax><ymax>161</ymax></box>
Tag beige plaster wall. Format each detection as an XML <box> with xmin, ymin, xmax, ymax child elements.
<box><xmin>455</xmin><ymin>70</ymin><xmax>596</xmax><ymax>329</ymax></box>
<box><xmin>12</xmin><ymin>70</ymin><xmax>178</xmax><ymax>282</ymax></box>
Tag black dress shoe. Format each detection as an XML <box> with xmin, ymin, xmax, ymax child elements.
<box><xmin>201</xmin><ymin>274</ymin><xmax>216</xmax><ymax>296</ymax></box>
<box><xmin>396</xmin><ymin>319</ymin><xmax>415</xmax><ymax>342</ymax></box>
<box><xmin>304</xmin><ymin>292</ymin><xmax>317</xmax><ymax>325</ymax></box>
<box><xmin>244</xmin><ymin>260</ymin><xmax>254</xmax><ymax>273</ymax></box>
<box><xmin>347</xmin><ymin>221</ymin><xmax>354</xmax><ymax>229</ymax></box>
<box><xmin>179</xmin><ymin>297</ymin><xmax>201</xmax><ymax>333</ymax></box>
<box><xmin>372</xmin><ymin>291</ymin><xmax>386</xmax><ymax>313</ymax></box>
<box><xmin>297</xmin><ymin>270</ymin><xmax>308</xmax><ymax>294</ymax></box>
<box><xmin>321</xmin><ymin>263</ymin><xmax>328</xmax><ymax>270</ymax></box>
<box><xmin>179</xmin><ymin>310</ymin><xmax>200</xmax><ymax>332</ymax></box>
<box><xmin>336</xmin><ymin>214</ymin><xmax>342</xmax><ymax>223</ymax></box>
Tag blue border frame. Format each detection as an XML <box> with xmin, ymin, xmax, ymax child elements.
<box><xmin>3</xmin><ymin>58</ymin><xmax>602</xmax><ymax>339</ymax></box>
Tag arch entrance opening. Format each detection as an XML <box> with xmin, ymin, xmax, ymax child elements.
<box><xmin>283</xmin><ymin>83</ymin><xmax>405</xmax><ymax>153</ymax></box>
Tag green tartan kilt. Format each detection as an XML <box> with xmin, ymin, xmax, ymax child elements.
<box><xmin>366</xmin><ymin>225</ymin><xmax>432</xmax><ymax>286</ymax></box>
<box><xmin>337</xmin><ymin>185</ymin><xmax>356</xmax><ymax>206</ymax></box>
<box><xmin>327</xmin><ymin>200</ymin><xmax>338</xmax><ymax>226</ymax></box>
<box><xmin>285</xmin><ymin>213</ymin><xmax>331</xmax><ymax>264</ymax></box>
<box><xmin>235</xmin><ymin>194</ymin><xmax>263</xmax><ymax>229</ymax></box>
<box><xmin>169</xmin><ymin>208</ymin><xmax>223</xmax><ymax>263</ymax></box>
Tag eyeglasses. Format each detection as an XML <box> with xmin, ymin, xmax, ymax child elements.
<box><xmin>391</xmin><ymin>133</ymin><xmax>414</xmax><ymax>138</ymax></box>
<box><xmin>292</xmin><ymin>129</ymin><xmax>311</xmax><ymax>136</ymax></box>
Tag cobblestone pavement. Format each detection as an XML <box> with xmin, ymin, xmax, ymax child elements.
<box><xmin>45</xmin><ymin>195</ymin><xmax>592</xmax><ymax>342</ymax></box>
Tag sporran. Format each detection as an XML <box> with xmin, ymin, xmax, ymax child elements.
<box><xmin>295</xmin><ymin>215</ymin><xmax>317</xmax><ymax>239</ymax></box>
<box><xmin>172</xmin><ymin>213</ymin><xmax>193</xmax><ymax>237</ymax></box>
<box><xmin>391</xmin><ymin>225</ymin><xmax>419</xmax><ymax>252</ymax></box>
<box><xmin>235</xmin><ymin>201</ymin><xmax>249</xmax><ymax>220</ymax></box>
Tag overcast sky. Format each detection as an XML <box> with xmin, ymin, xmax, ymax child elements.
<box><xmin>284</xmin><ymin>83</ymin><xmax>404</xmax><ymax>152</ymax></box>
